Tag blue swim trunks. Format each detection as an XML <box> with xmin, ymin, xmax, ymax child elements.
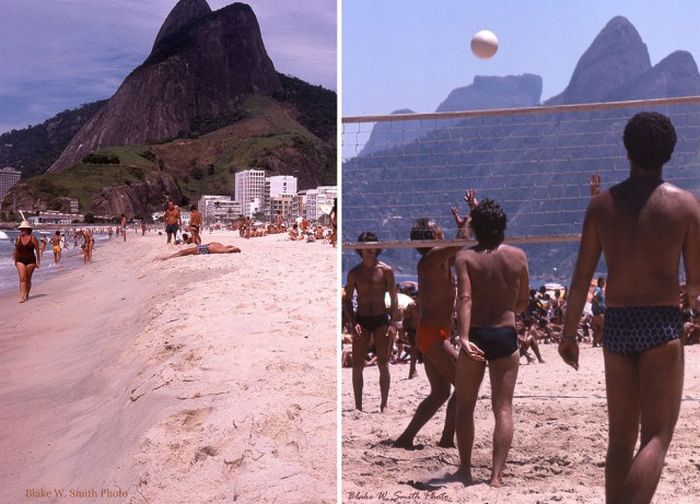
<box><xmin>197</xmin><ymin>244</ymin><xmax>209</xmax><ymax>255</ymax></box>
<box><xmin>603</xmin><ymin>306</ymin><xmax>682</xmax><ymax>356</ymax></box>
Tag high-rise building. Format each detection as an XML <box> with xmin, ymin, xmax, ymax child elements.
<box><xmin>0</xmin><ymin>167</ymin><xmax>21</xmax><ymax>203</ymax></box>
<box><xmin>264</xmin><ymin>175</ymin><xmax>297</xmax><ymax>216</ymax></box>
<box><xmin>198</xmin><ymin>195</ymin><xmax>242</xmax><ymax>224</ymax></box>
<box><xmin>304</xmin><ymin>186</ymin><xmax>337</xmax><ymax>221</ymax></box>
<box><xmin>234</xmin><ymin>169</ymin><xmax>266</xmax><ymax>217</ymax></box>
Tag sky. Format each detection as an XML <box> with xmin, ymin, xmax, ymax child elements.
<box><xmin>343</xmin><ymin>0</ymin><xmax>700</xmax><ymax>117</ymax></box>
<box><xmin>0</xmin><ymin>0</ymin><xmax>336</xmax><ymax>134</ymax></box>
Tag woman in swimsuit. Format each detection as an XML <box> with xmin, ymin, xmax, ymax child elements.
<box><xmin>13</xmin><ymin>220</ymin><xmax>41</xmax><ymax>303</ymax></box>
<box><xmin>453</xmin><ymin>200</ymin><xmax>530</xmax><ymax>487</ymax></box>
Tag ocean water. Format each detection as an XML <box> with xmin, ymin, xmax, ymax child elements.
<box><xmin>0</xmin><ymin>229</ymin><xmax>109</xmax><ymax>296</ymax></box>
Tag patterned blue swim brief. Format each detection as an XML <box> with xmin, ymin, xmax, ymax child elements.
<box><xmin>603</xmin><ymin>306</ymin><xmax>682</xmax><ymax>356</ymax></box>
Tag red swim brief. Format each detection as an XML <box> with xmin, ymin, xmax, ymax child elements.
<box><xmin>417</xmin><ymin>324</ymin><xmax>450</xmax><ymax>353</ymax></box>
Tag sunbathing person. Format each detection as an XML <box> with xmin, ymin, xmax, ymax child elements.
<box><xmin>157</xmin><ymin>242</ymin><xmax>241</xmax><ymax>261</ymax></box>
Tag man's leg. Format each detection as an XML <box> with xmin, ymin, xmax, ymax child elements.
<box><xmin>488</xmin><ymin>351</ymin><xmax>519</xmax><ymax>487</ymax></box>
<box><xmin>373</xmin><ymin>325</ymin><xmax>391</xmax><ymax>412</ymax></box>
<box><xmin>603</xmin><ymin>349</ymin><xmax>640</xmax><ymax>504</ymax></box>
<box><xmin>434</xmin><ymin>340</ymin><xmax>459</xmax><ymax>447</ymax></box>
<box><xmin>394</xmin><ymin>356</ymin><xmax>451</xmax><ymax>448</ymax></box>
<box><xmin>351</xmin><ymin>327</ymin><xmax>371</xmax><ymax>411</ymax></box>
<box><xmin>620</xmin><ymin>340</ymin><xmax>683</xmax><ymax>504</ymax></box>
<box><xmin>455</xmin><ymin>350</ymin><xmax>486</xmax><ymax>484</ymax></box>
<box><xmin>408</xmin><ymin>331</ymin><xmax>418</xmax><ymax>379</ymax></box>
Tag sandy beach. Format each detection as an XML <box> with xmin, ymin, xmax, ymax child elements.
<box><xmin>342</xmin><ymin>344</ymin><xmax>700</xmax><ymax>503</ymax></box>
<box><xmin>0</xmin><ymin>230</ymin><xmax>336</xmax><ymax>504</ymax></box>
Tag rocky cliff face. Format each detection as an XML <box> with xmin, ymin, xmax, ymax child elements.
<box><xmin>152</xmin><ymin>0</ymin><xmax>211</xmax><ymax>50</ymax></box>
<box><xmin>49</xmin><ymin>1</ymin><xmax>281</xmax><ymax>173</ymax></box>
<box><xmin>2</xmin><ymin>174</ymin><xmax>181</xmax><ymax>219</ymax></box>
<box><xmin>90</xmin><ymin>175</ymin><xmax>182</xmax><ymax>217</ymax></box>
<box><xmin>546</xmin><ymin>16</ymin><xmax>651</xmax><ymax>105</ymax></box>
<box><xmin>605</xmin><ymin>50</ymin><xmax>700</xmax><ymax>101</ymax></box>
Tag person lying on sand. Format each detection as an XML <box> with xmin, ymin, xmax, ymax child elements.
<box><xmin>157</xmin><ymin>243</ymin><xmax>241</xmax><ymax>261</ymax></box>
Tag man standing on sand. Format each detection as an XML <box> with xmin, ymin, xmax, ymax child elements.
<box><xmin>454</xmin><ymin>199</ymin><xmax>529</xmax><ymax>487</ymax></box>
<box><xmin>559</xmin><ymin>112</ymin><xmax>700</xmax><ymax>504</ymax></box>
<box><xmin>120</xmin><ymin>214</ymin><xmax>127</xmax><ymax>242</ymax></box>
<box><xmin>344</xmin><ymin>231</ymin><xmax>398</xmax><ymax>412</ymax></box>
<box><xmin>164</xmin><ymin>201</ymin><xmax>181</xmax><ymax>244</ymax></box>
<box><xmin>393</xmin><ymin>218</ymin><xmax>464</xmax><ymax>449</ymax></box>
<box><xmin>49</xmin><ymin>231</ymin><xmax>63</xmax><ymax>265</ymax></box>
<box><xmin>189</xmin><ymin>205</ymin><xmax>203</xmax><ymax>245</ymax></box>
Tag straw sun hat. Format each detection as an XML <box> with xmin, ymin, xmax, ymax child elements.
<box><xmin>17</xmin><ymin>220</ymin><xmax>32</xmax><ymax>230</ymax></box>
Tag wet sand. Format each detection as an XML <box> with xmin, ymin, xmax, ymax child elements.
<box><xmin>0</xmin><ymin>231</ymin><xmax>336</xmax><ymax>503</ymax></box>
<box><xmin>342</xmin><ymin>344</ymin><xmax>700</xmax><ymax>503</ymax></box>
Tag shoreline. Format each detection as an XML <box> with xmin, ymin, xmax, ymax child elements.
<box><xmin>0</xmin><ymin>231</ymin><xmax>337</xmax><ymax>503</ymax></box>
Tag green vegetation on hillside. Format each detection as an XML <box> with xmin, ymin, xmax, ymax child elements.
<box><xmin>274</xmin><ymin>74</ymin><xmax>337</xmax><ymax>142</ymax></box>
<box><xmin>0</xmin><ymin>101</ymin><xmax>107</xmax><ymax>178</ymax></box>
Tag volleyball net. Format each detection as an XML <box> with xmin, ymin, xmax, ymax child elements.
<box><xmin>341</xmin><ymin>96</ymin><xmax>700</xmax><ymax>282</ymax></box>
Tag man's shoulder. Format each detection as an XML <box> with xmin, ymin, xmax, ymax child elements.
<box><xmin>499</xmin><ymin>243</ymin><xmax>526</xmax><ymax>258</ymax></box>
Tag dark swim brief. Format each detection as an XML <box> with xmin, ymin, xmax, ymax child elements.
<box><xmin>356</xmin><ymin>313</ymin><xmax>390</xmax><ymax>332</ymax></box>
<box><xmin>603</xmin><ymin>306</ymin><xmax>682</xmax><ymax>356</ymax></box>
<box><xmin>417</xmin><ymin>324</ymin><xmax>450</xmax><ymax>353</ymax></box>
<box><xmin>197</xmin><ymin>244</ymin><xmax>209</xmax><ymax>255</ymax></box>
<box><xmin>166</xmin><ymin>224</ymin><xmax>179</xmax><ymax>234</ymax></box>
<box><xmin>468</xmin><ymin>326</ymin><xmax>518</xmax><ymax>361</ymax></box>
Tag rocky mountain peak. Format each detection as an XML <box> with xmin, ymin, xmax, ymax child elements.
<box><xmin>49</xmin><ymin>2</ymin><xmax>281</xmax><ymax>173</ymax></box>
<box><xmin>152</xmin><ymin>0</ymin><xmax>212</xmax><ymax>51</ymax></box>
<box><xmin>436</xmin><ymin>74</ymin><xmax>542</xmax><ymax>112</ymax></box>
<box><xmin>546</xmin><ymin>16</ymin><xmax>651</xmax><ymax>105</ymax></box>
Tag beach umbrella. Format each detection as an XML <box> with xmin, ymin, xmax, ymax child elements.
<box><xmin>385</xmin><ymin>292</ymin><xmax>415</xmax><ymax>309</ymax></box>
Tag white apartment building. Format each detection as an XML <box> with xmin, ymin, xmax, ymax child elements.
<box><xmin>198</xmin><ymin>195</ymin><xmax>242</xmax><ymax>224</ymax></box>
<box><xmin>234</xmin><ymin>169</ymin><xmax>265</xmax><ymax>217</ymax></box>
<box><xmin>269</xmin><ymin>194</ymin><xmax>299</xmax><ymax>223</ymax></box>
<box><xmin>263</xmin><ymin>175</ymin><xmax>297</xmax><ymax>216</ymax></box>
<box><xmin>304</xmin><ymin>185</ymin><xmax>337</xmax><ymax>221</ymax></box>
<box><xmin>0</xmin><ymin>166</ymin><xmax>21</xmax><ymax>202</ymax></box>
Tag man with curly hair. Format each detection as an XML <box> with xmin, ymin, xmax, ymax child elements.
<box><xmin>559</xmin><ymin>112</ymin><xmax>700</xmax><ymax>504</ymax></box>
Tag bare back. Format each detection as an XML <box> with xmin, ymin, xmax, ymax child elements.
<box><xmin>592</xmin><ymin>180</ymin><xmax>699</xmax><ymax>306</ymax></box>
<box><xmin>457</xmin><ymin>244</ymin><xmax>529</xmax><ymax>328</ymax></box>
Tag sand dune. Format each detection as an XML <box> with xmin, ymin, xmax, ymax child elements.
<box><xmin>0</xmin><ymin>231</ymin><xmax>336</xmax><ymax>503</ymax></box>
<box><xmin>342</xmin><ymin>344</ymin><xmax>700</xmax><ymax>503</ymax></box>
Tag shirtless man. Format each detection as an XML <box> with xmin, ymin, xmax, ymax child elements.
<box><xmin>164</xmin><ymin>201</ymin><xmax>181</xmax><ymax>244</ymax></box>
<box><xmin>394</xmin><ymin>217</ymin><xmax>466</xmax><ymax>449</ymax></box>
<box><xmin>77</xmin><ymin>229</ymin><xmax>94</xmax><ymax>263</ymax></box>
<box><xmin>454</xmin><ymin>199</ymin><xmax>529</xmax><ymax>487</ymax></box>
<box><xmin>49</xmin><ymin>231</ymin><xmax>63</xmax><ymax>265</ymax></box>
<box><xmin>559</xmin><ymin>112</ymin><xmax>700</xmax><ymax>504</ymax></box>
<box><xmin>189</xmin><ymin>205</ymin><xmax>203</xmax><ymax>244</ymax></box>
<box><xmin>120</xmin><ymin>214</ymin><xmax>127</xmax><ymax>242</ymax></box>
<box><xmin>157</xmin><ymin>242</ymin><xmax>241</xmax><ymax>261</ymax></box>
<box><xmin>344</xmin><ymin>231</ymin><xmax>398</xmax><ymax>412</ymax></box>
